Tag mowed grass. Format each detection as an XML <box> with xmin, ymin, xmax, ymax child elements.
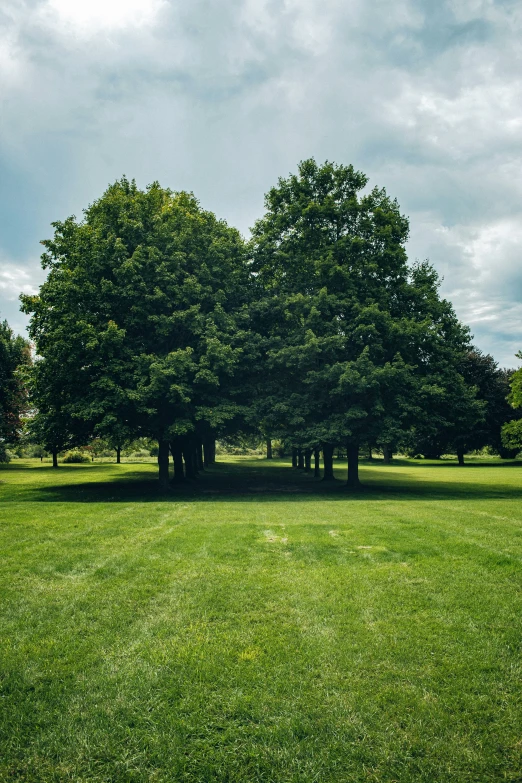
<box><xmin>1</xmin><ymin>457</ymin><xmax>522</xmax><ymax>782</ymax></box>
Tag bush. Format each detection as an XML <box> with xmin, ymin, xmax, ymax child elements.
<box><xmin>0</xmin><ymin>444</ymin><xmax>10</xmax><ymax>463</ymax></box>
<box><xmin>28</xmin><ymin>445</ymin><xmax>47</xmax><ymax>459</ymax></box>
<box><xmin>501</xmin><ymin>419</ymin><xmax>522</xmax><ymax>456</ymax></box>
<box><xmin>215</xmin><ymin>443</ymin><xmax>263</xmax><ymax>456</ymax></box>
<box><xmin>63</xmin><ymin>450</ymin><xmax>90</xmax><ymax>464</ymax></box>
<box><xmin>273</xmin><ymin>439</ymin><xmax>286</xmax><ymax>457</ymax></box>
<box><xmin>149</xmin><ymin>446</ymin><xmax>159</xmax><ymax>457</ymax></box>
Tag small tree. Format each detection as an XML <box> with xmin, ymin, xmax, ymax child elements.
<box><xmin>501</xmin><ymin>351</ymin><xmax>522</xmax><ymax>454</ymax></box>
<box><xmin>0</xmin><ymin>318</ymin><xmax>31</xmax><ymax>461</ymax></box>
<box><xmin>455</xmin><ymin>350</ymin><xmax>521</xmax><ymax>462</ymax></box>
<box><xmin>25</xmin><ymin>408</ymin><xmax>88</xmax><ymax>468</ymax></box>
<box><xmin>24</xmin><ymin>348</ymin><xmax>90</xmax><ymax>467</ymax></box>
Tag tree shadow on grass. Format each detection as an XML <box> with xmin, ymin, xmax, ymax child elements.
<box><xmin>368</xmin><ymin>458</ymin><xmax>522</xmax><ymax>469</ymax></box>
<box><xmin>4</xmin><ymin>459</ymin><xmax>522</xmax><ymax>503</ymax></box>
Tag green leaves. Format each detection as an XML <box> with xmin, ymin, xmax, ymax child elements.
<box><xmin>501</xmin><ymin>352</ymin><xmax>522</xmax><ymax>453</ymax></box>
<box><xmin>0</xmin><ymin>319</ymin><xmax>31</xmax><ymax>450</ymax></box>
<box><xmin>508</xmin><ymin>352</ymin><xmax>522</xmax><ymax>409</ymax></box>
<box><xmin>22</xmin><ymin>178</ymin><xmax>251</xmax><ymax>464</ymax></box>
<box><xmin>502</xmin><ymin>419</ymin><xmax>522</xmax><ymax>451</ymax></box>
<box><xmin>21</xmin><ymin>162</ymin><xmax>508</xmax><ymax>479</ymax></box>
<box><xmin>251</xmin><ymin>159</ymin><xmax>432</xmax><ymax>452</ymax></box>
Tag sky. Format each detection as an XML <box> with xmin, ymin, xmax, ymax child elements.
<box><xmin>0</xmin><ymin>0</ymin><xmax>521</xmax><ymax>367</ymax></box>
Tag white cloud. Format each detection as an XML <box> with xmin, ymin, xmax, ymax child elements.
<box><xmin>0</xmin><ymin>261</ymin><xmax>41</xmax><ymax>300</ymax></box>
<box><xmin>0</xmin><ymin>258</ymin><xmax>45</xmax><ymax>337</ymax></box>
<box><xmin>407</xmin><ymin>214</ymin><xmax>522</xmax><ymax>366</ymax></box>
<box><xmin>43</xmin><ymin>0</ymin><xmax>166</xmax><ymax>35</ymax></box>
<box><xmin>0</xmin><ymin>0</ymin><xmax>521</xmax><ymax>364</ymax></box>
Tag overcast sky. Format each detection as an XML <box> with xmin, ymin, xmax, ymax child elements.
<box><xmin>1</xmin><ymin>0</ymin><xmax>521</xmax><ymax>366</ymax></box>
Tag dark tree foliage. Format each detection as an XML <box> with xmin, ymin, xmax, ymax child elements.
<box><xmin>407</xmin><ymin>350</ymin><xmax>521</xmax><ymax>462</ymax></box>
<box><xmin>22</xmin><ymin>178</ymin><xmax>251</xmax><ymax>484</ymax></box>
<box><xmin>0</xmin><ymin>319</ymin><xmax>31</xmax><ymax>461</ymax></box>
<box><xmin>376</xmin><ymin>262</ymin><xmax>483</xmax><ymax>463</ymax></box>
<box><xmin>502</xmin><ymin>351</ymin><xmax>522</xmax><ymax>454</ymax></box>
<box><xmin>19</xmin><ymin>163</ymin><xmax>514</xmax><ymax>486</ymax></box>
<box><xmin>458</xmin><ymin>351</ymin><xmax>521</xmax><ymax>460</ymax></box>
<box><xmin>250</xmin><ymin>160</ymin><xmax>480</xmax><ymax>487</ymax></box>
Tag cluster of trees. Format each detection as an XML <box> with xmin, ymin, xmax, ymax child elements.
<box><xmin>1</xmin><ymin>160</ymin><xmax>520</xmax><ymax>487</ymax></box>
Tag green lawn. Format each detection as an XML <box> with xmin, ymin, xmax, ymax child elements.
<box><xmin>1</xmin><ymin>457</ymin><xmax>522</xmax><ymax>782</ymax></box>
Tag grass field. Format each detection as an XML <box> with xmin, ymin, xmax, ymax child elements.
<box><xmin>1</xmin><ymin>456</ymin><xmax>522</xmax><ymax>782</ymax></box>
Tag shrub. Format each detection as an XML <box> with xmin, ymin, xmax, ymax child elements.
<box><xmin>149</xmin><ymin>446</ymin><xmax>159</xmax><ymax>457</ymax></box>
<box><xmin>501</xmin><ymin>419</ymin><xmax>522</xmax><ymax>455</ymax></box>
<box><xmin>273</xmin><ymin>440</ymin><xmax>286</xmax><ymax>457</ymax></box>
<box><xmin>215</xmin><ymin>443</ymin><xmax>263</xmax><ymax>456</ymax></box>
<box><xmin>63</xmin><ymin>450</ymin><xmax>90</xmax><ymax>464</ymax></box>
<box><xmin>29</xmin><ymin>445</ymin><xmax>47</xmax><ymax>459</ymax></box>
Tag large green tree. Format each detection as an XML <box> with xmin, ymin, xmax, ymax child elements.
<box><xmin>251</xmin><ymin>160</ymin><xmax>478</xmax><ymax>487</ymax></box>
<box><xmin>22</xmin><ymin>178</ymin><xmax>250</xmax><ymax>486</ymax></box>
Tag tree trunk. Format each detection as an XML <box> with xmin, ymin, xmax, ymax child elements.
<box><xmin>158</xmin><ymin>440</ymin><xmax>170</xmax><ymax>488</ymax></box>
<box><xmin>191</xmin><ymin>440</ymin><xmax>199</xmax><ymax>477</ymax></box>
<box><xmin>457</xmin><ymin>448</ymin><xmax>465</xmax><ymax>466</ymax></box>
<box><xmin>368</xmin><ymin>446</ymin><xmax>373</xmax><ymax>460</ymax></box>
<box><xmin>322</xmin><ymin>444</ymin><xmax>335</xmax><ymax>481</ymax></box>
<box><xmin>52</xmin><ymin>449</ymin><xmax>58</xmax><ymax>468</ymax></box>
<box><xmin>383</xmin><ymin>445</ymin><xmax>393</xmax><ymax>464</ymax></box>
<box><xmin>116</xmin><ymin>446</ymin><xmax>121</xmax><ymax>464</ymax></box>
<box><xmin>346</xmin><ymin>443</ymin><xmax>361</xmax><ymax>489</ymax></box>
<box><xmin>314</xmin><ymin>448</ymin><xmax>321</xmax><ymax>478</ymax></box>
<box><xmin>297</xmin><ymin>448</ymin><xmax>305</xmax><ymax>470</ymax></box>
<box><xmin>304</xmin><ymin>449</ymin><xmax>311</xmax><ymax>472</ymax></box>
<box><xmin>183</xmin><ymin>440</ymin><xmax>197</xmax><ymax>480</ymax></box>
<box><xmin>170</xmin><ymin>439</ymin><xmax>184</xmax><ymax>483</ymax></box>
<box><xmin>292</xmin><ymin>448</ymin><xmax>298</xmax><ymax>469</ymax></box>
<box><xmin>266</xmin><ymin>439</ymin><xmax>273</xmax><ymax>459</ymax></box>
<box><xmin>196</xmin><ymin>439</ymin><xmax>204</xmax><ymax>471</ymax></box>
<box><xmin>203</xmin><ymin>436</ymin><xmax>215</xmax><ymax>467</ymax></box>
<box><xmin>204</xmin><ymin>437</ymin><xmax>216</xmax><ymax>465</ymax></box>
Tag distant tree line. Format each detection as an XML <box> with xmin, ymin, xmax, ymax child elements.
<box><xmin>0</xmin><ymin>160</ymin><xmax>520</xmax><ymax>486</ymax></box>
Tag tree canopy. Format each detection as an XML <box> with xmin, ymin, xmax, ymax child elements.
<box><xmin>19</xmin><ymin>163</ymin><xmax>520</xmax><ymax>483</ymax></box>
<box><xmin>250</xmin><ymin>160</ymin><xmax>480</xmax><ymax>485</ymax></box>
<box><xmin>22</xmin><ymin>178</ymin><xmax>252</xmax><ymax>484</ymax></box>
